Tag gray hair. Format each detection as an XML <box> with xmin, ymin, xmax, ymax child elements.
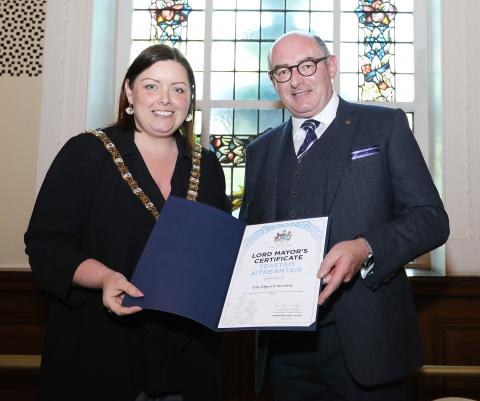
<box><xmin>268</xmin><ymin>31</ymin><xmax>331</xmax><ymax>70</ymax></box>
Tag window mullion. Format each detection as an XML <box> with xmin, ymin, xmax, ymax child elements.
<box><xmin>201</xmin><ymin>0</ymin><xmax>214</xmax><ymax>147</ymax></box>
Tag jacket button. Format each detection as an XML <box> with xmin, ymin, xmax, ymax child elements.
<box><xmin>291</xmin><ymin>191</ymin><xmax>297</xmax><ymax>198</ymax></box>
<box><xmin>289</xmin><ymin>210</ymin><xmax>296</xmax><ymax>218</ymax></box>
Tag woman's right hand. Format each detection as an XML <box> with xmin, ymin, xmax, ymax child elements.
<box><xmin>73</xmin><ymin>258</ymin><xmax>144</xmax><ymax>316</ymax></box>
<box><xmin>101</xmin><ymin>270</ymin><xmax>144</xmax><ymax>316</ymax></box>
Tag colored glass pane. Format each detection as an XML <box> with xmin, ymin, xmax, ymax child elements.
<box><xmin>261</xmin><ymin>12</ymin><xmax>285</xmax><ymax>40</ymax></box>
<box><xmin>261</xmin><ymin>0</ymin><xmax>285</xmax><ymax>10</ymax></box>
<box><xmin>355</xmin><ymin>0</ymin><xmax>398</xmax><ymax>102</ymax></box>
<box><xmin>235</xmin><ymin>72</ymin><xmax>259</xmax><ymax>100</ymax></box>
<box><xmin>286</xmin><ymin>0</ymin><xmax>310</xmax><ymax>10</ymax></box>
<box><xmin>260</xmin><ymin>72</ymin><xmax>279</xmax><ymax>101</ymax></box>
<box><xmin>235</xmin><ymin>42</ymin><xmax>260</xmax><ymax>71</ymax></box>
<box><xmin>149</xmin><ymin>1</ymin><xmax>192</xmax><ymax>45</ymax></box>
<box><xmin>236</xmin><ymin>11</ymin><xmax>261</xmax><ymax>40</ymax></box>
<box><xmin>210</xmin><ymin>108</ymin><xmax>233</xmax><ymax>135</ymax></box>
<box><xmin>234</xmin><ymin>109</ymin><xmax>258</xmax><ymax>135</ymax></box>
<box><xmin>286</xmin><ymin>11</ymin><xmax>310</xmax><ymax>32</ymax></box>
<box><xmin>211</xmin><ymin>72</ymin><xmax>234</xmax><ymax>99</ymax></box>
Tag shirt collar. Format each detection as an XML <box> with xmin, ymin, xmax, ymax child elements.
<box><xmin>292</xmin><ymin>92</ymin><xmax>340</xmax><ymax>135</ymax></box>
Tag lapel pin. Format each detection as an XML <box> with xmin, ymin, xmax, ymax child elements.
<box><xmin>345</xmin><ymin>120</ymin><xmax>351</xmax><ymax>125</ymax></box>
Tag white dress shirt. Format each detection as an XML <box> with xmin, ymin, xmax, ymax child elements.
<box><xmin>291</xmin><ymin>92</ymin><xmax>340</xmax><ymax>155</ymax></box>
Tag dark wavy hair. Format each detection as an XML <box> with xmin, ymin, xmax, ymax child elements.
<box><xmin>116</xmin><ymin>44</ymin><xmax>196</xmax><ymax>150</ymax></box>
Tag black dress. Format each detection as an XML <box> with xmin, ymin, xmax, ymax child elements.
<box><xmin>24</xmin><ymin>125</ymin><xmax>230</xmax><ymax>401</ymax></box>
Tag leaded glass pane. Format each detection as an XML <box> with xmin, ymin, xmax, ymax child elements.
<box><xmin>341</xmin><ymin>0</ymin><xmax>359</xmax><ymax>11</ymax></box>
<box><xmin>355</xmin><ymin>0</ymin><xmax>399</xmax><ymax>102</ymax></box>
<box><xmin>394</xmin><ymin>43</ymin><xmax>414</xmax><ymax>73</ymax></box>
<box><xmin>131</xmin><ymin>11</ymin><xmax>152</xmax><ymax>39</ymax></box>
<box><xmin>234</xmin><ymin>109</ymin><xmax>258</xmax><ymax>135</ymax></box>
<box><xmin>340</xmin><ymin>43</ymin><xmax>358</xmax><ymax>73</ymax></box>
<box><xmin>211</xmin><ymin>72</ymin><xmax>234</xmax><ymax>99</ymax></box>
<box><xmin>213</xmin><ymin>0</ymin><xmax>235</xmax><ymax>8</ymax></box>
<box><xmin>310</xmin><ymin>0</ymin><xmax>333</xmax><ymax>11</ymax></box>
<box><xmin>286</xmin><ymin>11</ymin><xmax>310</xmax><ymax>32</ymax></box>
<box><xmin>259</xmin><ymin>109</ymin><xmax>284</xmax><ymax>133</ymax></box>
<box><xmin>235</xmin><ymin>42</ymin><xmax>260</xmax><ymax>71</ymax></box>
<box><xmin>261</xmin><ymin>12</ymin><xmax>285</xmax><ymax>40</ymax></box>
<box><xmin>210</xmin><ymin>108</ymin><xmax>233</xmax><ymax>135</ymax></box>
<box><xmin>286</xmin><ymin>0</ymin><xmax>310</xmax><ymax>11</ymax></box>
<box><xmin>340</xmin><ymin>73</ymin><xmax>359</xmax><ymax>101</ymax></box>
<box><xmin>193</xmin><ymin>71</ymin><xmax>203</xmax><ymax>100</ymax></box>
<box><xmin>211</xmin><ymin>41</ymin><xmax>235</xmax><ymax>71</ymax></box>
<box><xmin>260</xmin><ymin>72</ymin><xmax>279</xmax><ymax>100</ymax></box>
<box><xmin>341</xmin><ymin>12</ymin><xmax>360</xmax><ymax>42</ymax></box>
<box><xmin>194</xmin><ymin>110</ymin><xmax>202</xmax><ymax>136</ymax></box>
<box><xmin>406</xmin><ymin>112</ymin><xmax>414</xmax><ymax>130</ymax></box>
<box><xmin>235</xmin><ymin>72</ymin><xmax>259</xmax><ymax>100</ymax></box>
<box><xmin>222</xmin><ymin>167</ymin><xmax>232</xmax><ymax>196</ymax></box>
<box><xmin>212</xmin><ymin>11</ymin><xmax>235</xmax><ymax>39</ymax></box>
<box><xmin>185</xmin><ymin>41</ymin><xmax>204</xmax><ymax>70</ymax></box>
<box><xmin>396</xmin><ymin>74</ymin><xmax>414</xmax><ymax>102</ymax></box>
<box><xmin>185</xmin><ymin>10</ymin><xmax>205</xmax><ymax>40</ymax></box>
<box><xmin>310</xmin><ymin>12</ymin><xmax>334</xmax><ymax>42</ymax></box>
<box><xmin>394</xmin><ymin>13</ymin><xmax>414</xmax><ymax>42</ymax></box>
<box><xmin>396</xmin><ymin>0</ymin><xmax>414</xmax><ymax>12</ymax></box>
<box><xmin>237</xmin><ymin>0</ymin><xmax>260</xmax><ymax>9</ymax></box>
<box><xmin>211</xmin><ymin>136</ymin><xmax>250</xmax><ymax>165</ymax></box>
<box><xmin>236</xmin><ymin>11</ymin><xmax>261</xmax><ymax>40</ymax></box>
<box><xmin>261</xmin><ymin>0</ymin><xmax>285</xmax><ymax>10</ymax></box>
<box><xmin>260</xmin><ymin>42</ymin><xmax>272</xmax><ymax>71</ymax></box>
<box><xmin>233</xmin><ymin>167</ymin><xmax>246</xmax><ymax>199</ymax></box>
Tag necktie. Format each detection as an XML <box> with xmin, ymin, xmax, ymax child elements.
<box><xmin>297</xmin><ymin>119</ymin><xmax>320</xmax><ymax>161</ymax></box>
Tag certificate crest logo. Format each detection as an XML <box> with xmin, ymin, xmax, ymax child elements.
<box><xmin>274</xmin><ymin>230</ymin><xmax>292</xmax><ymax>242</ymax></box>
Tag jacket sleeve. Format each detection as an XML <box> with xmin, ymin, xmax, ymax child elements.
<box><xmin>360</xmin><ymin>109</ymin><xmax>449</xmax><ymax>289</ymax></box>
<box><xmin>24</xmin><ymin>134</ymin><xmax>102</xmax><ymax>306</ymax></box>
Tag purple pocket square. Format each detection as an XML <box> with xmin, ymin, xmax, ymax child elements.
<box><xmin>351</xmin><ymin>145</ymin><xmax>380</xmax><ymax>160</ymax></box>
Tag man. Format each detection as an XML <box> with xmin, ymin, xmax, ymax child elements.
<box><xmin>239</xmin><ymin>31</ymin><xmax>449</xmax><ymax>401</ymax></box>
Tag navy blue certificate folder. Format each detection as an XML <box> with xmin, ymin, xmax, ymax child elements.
<box><xmin>123</xmin><ymin>196</ymin><xmax>246</xmax><ymax>331</ymax></box>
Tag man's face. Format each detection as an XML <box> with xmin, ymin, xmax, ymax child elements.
<box><xmin>269</xmin><ymin>34</ymin><xmax>337</xmax><ymax>119</ymax></box>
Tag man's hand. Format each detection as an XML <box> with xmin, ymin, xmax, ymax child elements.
<box><xmin>316</xmin><ymin>238</ymin><xmax>369</xmax><ymax>305</ymax></box>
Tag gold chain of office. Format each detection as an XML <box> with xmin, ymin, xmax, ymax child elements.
<box><xmin>87</xmin><ymin>129</ymin><xmax>202</xmax><ymax>220</ymax></box>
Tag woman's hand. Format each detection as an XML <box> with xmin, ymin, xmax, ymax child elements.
<box><xmin>73</xmin><ymin>258</ymin><xmax>144</xmax><ymax>315</ymax></box>
<box><xmin>101</xmin><ymin>270</ymin><xmax>144</xmax><ymax>315</ymax></box>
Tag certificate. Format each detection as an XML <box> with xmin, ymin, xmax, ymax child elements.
<box><xmin>219</xmin><ymin>218</ymin><xmax>328</xmax><ymax>329</ymax></box>
<box><xmin>123</xmin><ymin>197</ymin><xmax>328</xmax><ymax>331</ymax></box>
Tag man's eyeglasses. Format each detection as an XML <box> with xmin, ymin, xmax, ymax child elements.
<box><xmin>269</xmin><ymin>56</ymin><xmax>330</xmax><ymax>83</ymax></box>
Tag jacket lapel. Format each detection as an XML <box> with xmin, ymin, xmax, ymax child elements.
<box><xmin>260</xmin><ymin>119</ymin><xmax>292</xmax><ymax>222</ymax></box>
<box><xmin>324</xmin><ymin>98</ymin><xmax>357</xmax><ymax>214</ymax></box>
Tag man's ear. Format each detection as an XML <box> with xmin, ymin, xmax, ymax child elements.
<box><xmin>326</xmin><ymin>55</ymin><xmax>338</xmax><ymax>80</ymax></box>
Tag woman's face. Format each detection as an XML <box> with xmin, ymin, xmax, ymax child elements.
<box><xmin>125</xmin><ymin>59</ymin><xmax>191</xmax><ymax>139</ymax></box>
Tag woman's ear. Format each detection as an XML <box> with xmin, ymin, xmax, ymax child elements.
<box><xmin>124</xmin><ymin>79</ymin><xmax>133</xmax><ymax>104</ymax></box>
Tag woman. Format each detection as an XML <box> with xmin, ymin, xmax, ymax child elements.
<box><xmin>25</xmin><ymin>44</ymin><xmax>229</xmax><ymax>401</ymax></box>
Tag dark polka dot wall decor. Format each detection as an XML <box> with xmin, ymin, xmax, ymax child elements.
<box><xmin>0</xmin><ymin>0</ymin><xmax>46</xmax><ymax>77</ymax></box>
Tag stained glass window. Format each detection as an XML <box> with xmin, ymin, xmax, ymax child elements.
<box><xmin>127</xmin><ymin>0</ymin><xmax>420</xmax><ymax>210</ymax></box>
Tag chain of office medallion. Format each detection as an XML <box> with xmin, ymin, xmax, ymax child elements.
<box><xmin>87</xmin><ymin>129</ymin><xmax>202</xmax><ymax>220</ymax></box>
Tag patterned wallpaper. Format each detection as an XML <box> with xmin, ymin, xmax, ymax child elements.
<box><xmin>0</xmin><ymin>0</ymin><xmax>46</xmax><ymax>77</ymax></box>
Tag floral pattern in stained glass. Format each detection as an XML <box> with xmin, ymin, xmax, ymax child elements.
<box><xmin>355</xmin><ymin>0</ymin><xmax>397</xmax><ymax>101</ymax></box>
<box><xmin>150</xmin><ymin>0</ymin><xmax>192</xmax><ymax>44</ymax></box>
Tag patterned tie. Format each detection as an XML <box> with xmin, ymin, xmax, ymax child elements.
<box><xmin>297</xmin><ymin>119</ymin><xmax>320</xmax><ymax>161</ymax></box>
